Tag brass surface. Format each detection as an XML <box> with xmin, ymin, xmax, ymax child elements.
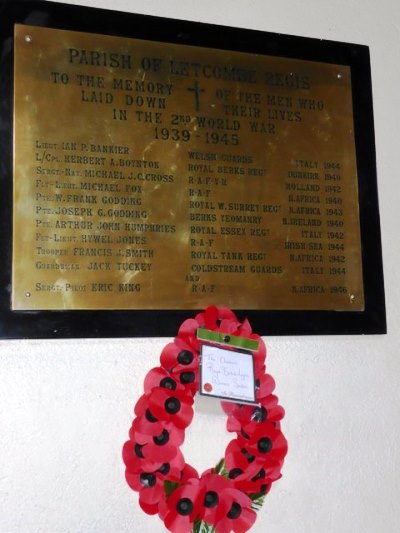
<box><xmin>13</xmin><ymin>24</ymin><xmax>364</xmax><ymax>310</ymax></box>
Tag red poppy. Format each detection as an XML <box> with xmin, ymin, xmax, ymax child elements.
<box><xmin>130</xmin><ymin>424</ymin><xmax>184</xmax><ymax>457</ymax></box>
<box><xmin>123</xmin><ymin>438</ymin><xmax>185</xmax><ymax>474</ymax></box>
<box><xmin>143</xmin><ymin>367</ymin><xmax>183</xmax><ymax>394</ymax></box>
<box><xmin>159</xmin><ymin>340</ymin><xmax>200</xmax><ymax>394</ymax></box>
<box><xmin>235</xmin><ymin>317</ymin><xmax>253</xmax><ymax>338</ymax></box>
<box><xmin>132</xmin><ymin>395</ymin><xmax>186</xmax><ymax>441</ymax></box>
<box><xmin>214</xmin><ymin>487</ymin><xmax>257</xmax><ymax>533</ymax></box>
<box><xmin>126</xmin><ymin>448</ymin><xmax>184</xmax><ymax>484</ymax></box>
<box><xmin>123</xmin><ymin>440</ymin><xmax>177</xmax><ymax>476</ymax></box>
<box><xmin>131</xmin><ymin>412</ymin><xmax>165</xmax><ymax>438</ymax></box>
<box><xmin>243</xmin><ymin>398</ymin><xmax>285</xmax><ymax>429</ymax></box>
<box><xmin>125</xmin><ymin>464</ymin><xmax>178</xmax><ymax>516</ymax></box>
<box><xmin>138</xmin><ymin>498</ymin><xmax>162</xmax><ymax>516</ymax></box>
<box><xmin>237</xmin><ymin>421</ymin><xmax>288</xmax><ymax>477</ymax></box>
<box><xmin>225</xmin><ymin>440</ymin><xmax>263</xmax><ymax>474</ymax></box>
<box><xmin>224</xmin><ymin>440</ymin><xmax>280</xmax><ymax>494</ymax></box>
<box><xmin>133</xmin><ymin>479</ymin><xmax>164</xmax><ymax>515</ymax></box>
<box><xmin>131</xmin><ymin>396</ymin><xmax>168</xmax><ymax>438</ymax></box>
<box><xmin>232</xmin><ymin>473</ymin><xmax>274</xmax><ymax>496</ymax></box>
<box><xmin>124</xmin><ymin>444</ymin><xmax>189</xmax><ymax>517</ymax></box>
<box><xmin>223</xmin><ymin>395</ymin><xmax>285</xmax><ymax>434</ymax></box>
<box><xmin>226</xmin><ymin>430</ymin><xmax>286</xmax><ymax>484</ymax></box>
<box><xmin>255</xmin><ymin>373</ymin><xmax>276</xmax><ymax>403</ymax></box>
<box><xmin>125</xmin><ymin>469</ymin><xmax>164</xmax><ymax>500</ymax></box>
<box><xmin>159</xmin><ymin>478</ymin><xmax>201</xmax><ymax>533</ymax></box>
<box><xmin>195</xmin><ymin>305</ymin><xmax>219</xmax><ymax>329</ymax></box>
<box><xmin>180</xmin><ymin>463</ymin><xmax>199</xmax><ymax>483</ymax></box>
<box><xmin>196</xmin><ymin>306</ymin><xmax>242</xmax><ymax>334</ymax></box>
<box><xmin>160</xmin><ymin>339</ymin><xmax>199</xmax><ymax>373</ymax></box>
<box><xmin>176</xmin><ymin>318</ymin><xmax>201</xmax><ymax>352</ymax></box>
<box><xmin>169</xmin><ymin>368</ymin><xmax>199</xmax><ymax>396</ymax></box>
<box><xmin>129</xmin><ymin>423</ymin><xmax>185</xmax><ymax>466</ymax></box>
<box><xmin>148</xmin><ymin>386</ymin><xmax>194</xmax><ymax>429</ymax></box>
<box><xmin>198</xmin><ymin>472</ymin><xmax>233</xmax><ymax>524</ymax></box>
<box><xmin>122</xmin><ymin>439</ymin><xmax>161</xmax><ymax>473</ymax></box>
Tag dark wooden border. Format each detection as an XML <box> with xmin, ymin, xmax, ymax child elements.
<box><xmin>0</xmin><ymin>0</ymin><xmax>386</xmax><ymax>337</ymax></box>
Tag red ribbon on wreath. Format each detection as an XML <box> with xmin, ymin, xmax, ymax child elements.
<box><xmin>123</xmin><ymin>306</ymin><xmax>288</xmax><ymax>533</ymax></box>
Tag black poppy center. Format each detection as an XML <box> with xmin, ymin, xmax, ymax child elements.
<box><xmin>252</xmin><ymin>406</ymin><xmax>268</xmax><ymax>423</ymax></box>
<box><xmin>228</xmin><ymin>468</ymin><xmax>243</xmax><ymax>479</ymax></box>
<box><xmin>240</xmin><ymin>429</ymin><xmax>250</xmax><ymax>440</ymax></box>
<box><xmin>153</xmin><ymin>429</ymin><xmax>170</xmax><ymax>446</ymax></box>
<box><xmin>164</xmin><ymin>396</ymin><xmax>181</xmax><ymax>414</ymax></box>
<box><xmin>241</xmin><ymin>448</ymin><xmax>255</xmax><ymax>463</ymax></box>
<box><xmin>145</xmin><ymin>409</ymin><xmax>158</xmax><ymax>423</ymax></box>
<box><xmin>251</xmin><ymin>468</ymin><xmax>266</xmax><ymax>482</ymax></box>
<box><xmin>203</xmin><ymin>491</ymin><xmax>219</xmax><ymax>508</ymax></box>
<box><xmin>157</xmin><ymin>463</ymin><xmax>171</xmax><ymax>476</ymax></box>
<box><xmin>257</xmin><ymin>437</ymin><xmax>272</xmax><ymax>454</ymax></box>
<box><xmin>160</xmin><ymin>377</ymin><xmax>177</xmax><ymax>390</ymax></box>
<box><xmin>180</xmin><ymin>371</ymin><xmax>195</xmax><ymax>384</ymax></box>
<box><xmin>177</xmin><ymin>350</ymin><xmax>194</xmax><ymax>365</ymax></box>
<box><xmin>140</xmin><ymin>473</ymin><xmax>156</xmax><ymax>488</ymax></box>
<box><xmin>227</xmin><ymin>502</ymin><xmax>242</xmax><ymax>519</ymax></box>
<box><xmin>134</xmin><ymin>443</ymin><xmax>144</xmax><ymax>458</ymax></box>
<box><xmin>176</xmin><ymin>497</ymin><xmax>193</xmax><ymax>516</ymax></box>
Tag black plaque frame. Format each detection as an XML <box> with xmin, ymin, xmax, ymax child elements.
<box><xmin>0</xmin><ymin>0</ymin><xmax>386</xmax><ymax>338</ymax></box>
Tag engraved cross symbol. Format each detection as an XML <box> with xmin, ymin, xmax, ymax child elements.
<box><xmin>187</xmin><ymin>80</ymin><xmax>205</xmax><ymax>111</ymax></box>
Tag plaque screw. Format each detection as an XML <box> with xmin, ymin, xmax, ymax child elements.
<box><xmin>350</xmin><ymin>294</ymin><xmax>355</xmax><ymax>303</ymax></box>
<box><xmin>25</xmin><ymin>292</ymin><xmax>31</xmax><ymax>298</ymax></box>
<box><xmin>25</xmin><ymin>35</ymin><xmax>32</xmax><ymax>43</ymax></box>
<box><xmin>337</xmin><ymin>73</ymin><xmax>342</xmax><ymax>79</ymax></box>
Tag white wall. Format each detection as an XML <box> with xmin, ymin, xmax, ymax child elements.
<box><xmin>1</xmin><ymin>0</ymin><xmax>400</xmax><ymax>532</ymax></box>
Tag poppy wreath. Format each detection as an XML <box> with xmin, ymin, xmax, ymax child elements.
<box><xmin>122</xmin><ymin>306</ymin><xmax>288</xmax><ymax>533</ymax></box>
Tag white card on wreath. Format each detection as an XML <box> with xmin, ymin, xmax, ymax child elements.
<box><xmin>200</xmin><ymin>344</ymin><xmax>256</xmax><ymax>404</ymax></box>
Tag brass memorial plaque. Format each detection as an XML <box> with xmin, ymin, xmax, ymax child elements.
<box><xmin>13</xmin><ymin>24</ymin><xmax>364</xmax><ymax>311</ymax></box>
